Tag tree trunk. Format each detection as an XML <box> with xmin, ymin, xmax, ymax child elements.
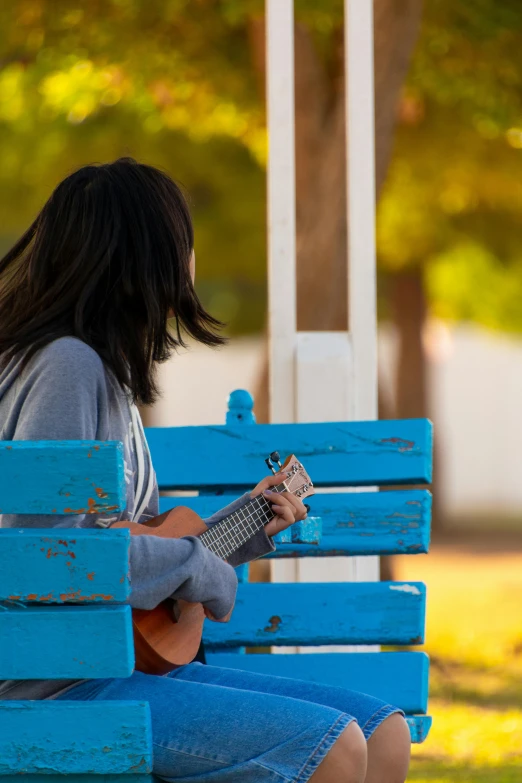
<box><xmin>379</xmin><ymin>268</ymin><xmax>430</xmax><ymax>579</ymax></box>
<box><xmin>251</xmin><ymin>0</ymin><xmax>424</xmax><ymax>422</ymax></box>
<box><xmin>392</xmin><ymin>267</ymin><xmax>442</xmax><ymax>533</ymax></box>
<box><xmin>378</xmin><ymin>373</ymin><xmax>396</xmax><ymax>581</ymax></box>
<box><xmin>392</xmin><ymin>269</ymin><xmax>428</xmax><ymax>421</ymax></box>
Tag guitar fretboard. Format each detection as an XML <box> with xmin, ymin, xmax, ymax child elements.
<box><xmin>198</xmin><ymin>483</ymin><xmax>286</xmax><ymax>561</ymax></box>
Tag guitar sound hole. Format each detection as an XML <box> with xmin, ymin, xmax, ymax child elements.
<box><xmin>164</xmin><ymin>597</ymin><xmax>180</xmax><ymax>623</ymax></box>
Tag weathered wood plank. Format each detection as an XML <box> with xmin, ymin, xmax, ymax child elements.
<box><xmin>147</xmin><ymin>418</ymin><xmax>433</xmax><ymax>490</ymax></box>
<box><xmin>0</xmin><ymin>529</ymin><xmax>130</xmax><ymax>603</ymax></box>
<box><xmin>204</xmin><ymin>582</ymin><xmax>426</xmax><ymax>648</ymax></box>
<box><xmin>206</xmin><ymin>651</ymin><xmax>430</xmax><ymax>714</ymax></box>
<box><xmin>0</xmin><ymin>441</ymin><xmax>125</xmax><ymax>515</ymax></box>
<box><xmin>407</xmin><ymin>715</ymin><xmax>433</xmax><ymax>743</ymax></box>
<box><xmin>0</xmin><ymin>777</ymin><xmax>154</xmax><ymax>783</ymax></box>
<box><xmin>0</xmin><ymin>778</ymin><xmax>154</xmax><ymax>783</ymax></box>
<box><xmin>0</xmin><ymin>702</ymin><xmax>152</xmax><ymax>774</ymax></box>
<box><xmin>159</xmin><ymin>489</ymin><xmax>431</xmax><ymax>556</ymax></box>
<box><xmin>0</xmin><ymin>606</ymin><xmax>134</xmax><ymax>679</ymax></box>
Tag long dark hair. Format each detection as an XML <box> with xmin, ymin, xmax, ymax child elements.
<box><xmin>0</xmin><ymin>157</ymin><xmax>225</xmax><ymax>405</ymax></box>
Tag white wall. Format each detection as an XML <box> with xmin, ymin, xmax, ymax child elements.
<box><xmin>149</xmin><ymin>338</ymin><xmax>263</xmax><ymax>428</ymax></box>
<box><xmin>150</xmin><ymin>324</ymin><xmax>522</xmax><ymax>521</ymax></box>
<box><xmin>380</xmin><ymin>320</ymin><xmax>522</xmax><ymax>520</ymax></box>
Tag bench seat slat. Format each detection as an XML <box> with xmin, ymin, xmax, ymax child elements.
<box><xmin>159</xmin><ymin>489</ymin><xmax>431</xmax><ymax>556</ymax></box>
<box><xmin>0</xmin><ymin>606</ymin><xmax>134</xmax><ymax>679</ymax></box>
<box><xmin>0</xmin><ymin>702</ymin><xmax>152</xmax><ymax>774</ymax></box>
<box><xmin>0</xmin><ymin>777</ymin><xmax>154</xmax><ymax>783</ymax></box>
<box><xmin>207</xmin><ymin>651</ymin><xmax>430</xmax><ymax>714</ymax></box>
<box><xmin>406</xmin><ymin>715</ymin><xmax>432</xmax><ymax>743</ymax></box>
<box><xmin>0</xmin><ymin>441</ymin><xmax>125</xmax><ymax>515</ymax></box>
<box><xmin>204</xmin><ymin>582</ymin><xmax>426</xmax><ymax>648</ymax></box>
<box><xmin>147</xmin><ymin>419</ymin><xmax>433</xmax><ymax>490</ymax></box>
<box><xmin>0</xmin><ymin>529</ymin><xmax>130</xmax><ymax>603</ymax></box>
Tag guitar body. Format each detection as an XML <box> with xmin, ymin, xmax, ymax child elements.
<box><xmin>113</xmin><ymin>507</ymin><xmax>209</xmax><ymax>675</ymax></box>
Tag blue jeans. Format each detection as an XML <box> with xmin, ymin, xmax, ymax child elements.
<box><xmin>58</xmin><ymin>662</ymin><xmax>402</xmax><ymax>782</ymax></box>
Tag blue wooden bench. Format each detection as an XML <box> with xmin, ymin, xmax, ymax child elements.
<box><xmin>147</xmin><ymin>389</ymin><xmax>433</xmax><ymax>744</ymax></box>
<box><xmin>0</xmin><ymin>389</ymin><xmax>432</xmax><ymax>778</ymax></box>
<box><xmin>0</xmin><ymin>441</ymin><xmax>154</xmax><ymax>780</ymax></box>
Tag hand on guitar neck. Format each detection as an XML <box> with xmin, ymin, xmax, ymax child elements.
<box><xmin>202</xmin><ymin>468</ymin><xmax>309</xmax><ymax>624</ymax></box>
<box><xmin>252</xmin><ymin>470</ymin><xmax>309</xmax><ymax>538</ymax></box>
<box><xmin>203</xmin><ymin>469</ymin><xmax>308</xmax><ymax>625</ymax></box>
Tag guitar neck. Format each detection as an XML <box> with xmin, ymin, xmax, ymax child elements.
<box><xmin>198</xmin><ymin>483</ymin><xmax>286</xmax><ymax>561</ymax></box>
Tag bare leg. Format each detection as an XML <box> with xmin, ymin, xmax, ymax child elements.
<box><xmin>308</xmin><ymin>721</ymin><xmax>367</xmax><ymax>783</ymax></box>
<box><xmin>365</xmin><ymin>714</ymin><xmax>411</xmax><ymax>783</ymax></box>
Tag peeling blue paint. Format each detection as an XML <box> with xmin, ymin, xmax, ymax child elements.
<box><xmin>0</xmin><ymin>529</ymin><xmax>130</xmax><ymax>603</ymax></box>
<box><xmin>0</xmin><ymin>702</ymin><xmax>152</xmax><ymax>773</ymax></box>
<box><xmin>0</xmin><ymin>441</ymin><xmax>125</xmax><ymax>514</ymax></box>
<box><xmin>204</xmin><ymin>581</ymin><xmax>426</xmax><ymax>648</ymax></box>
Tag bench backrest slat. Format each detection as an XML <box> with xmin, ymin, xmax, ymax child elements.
<box><xmin>0</xmin><ymin>529</ymin><xmax>130</xmax><ymax>603</ymax></box>
<box><xmin>203</xmin><ymin>581</ymin><xmax>426</xmax><ymax>648</ymax></box>
<box><xmin>159</xmin><ymin>488</ymin><xmax>432</xmax><ymax>556</ymax></box>
<box><xmin>0</xmin><ymin>605</ymin><xmax>134</xmax><ymax>679</ymax></box>
<box><xmin>0</xmin><ymin>702</ymin><xmax>152</xmax><ymax>775</ymax></box>
<box><xmin>208</xmin><ymin>651</ymin><xmax>430</xmax><ymax>714</ymax></box>
<box><xmin>0</xmin><ymin>441</ymin><xmax>126</xmax><ymax>515</ymax></box>
<box><xmin>146</xmin><ymin>418</ymin><xmax>433</xmax><ymax>490</ymax></box>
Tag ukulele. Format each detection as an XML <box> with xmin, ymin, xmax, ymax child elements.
<box><xmin>113</xmin><ymin>453</ymin><xmax>314</xmax><ymax>675</ymax></box>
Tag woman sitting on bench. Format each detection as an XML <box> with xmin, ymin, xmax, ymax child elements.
<box><xmin>0</xmin><ymin>158</ymin><xmax>410</xmax><ymax>783</ymax></box>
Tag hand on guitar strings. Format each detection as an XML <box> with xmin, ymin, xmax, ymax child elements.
<box><xmin>202</xmin><ymin>473</ymin><xmax>307</xmax><ymax>625</ymax></box>
<box><xmin>250</xmin><ymin>472</ymin><xmax>308</xmax><ymax>538</ymax></box>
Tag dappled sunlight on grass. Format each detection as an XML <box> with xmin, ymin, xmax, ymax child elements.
<box><xmin>408</xmin><ymin>761</ymin><xmax>522</xmax><ymax>782</ymax></box>
<box><xmin>397</xmin><ymin>550</ymin><xmax>522</xmax><ymax>668</ymax></box>
<box><xmin>412</xmin><ymin>699</ymin><xmax>522</xmax><ymax>764</ymax></box>
<box><xmin>395</xmin><ymin>546</ymin><xmax>522</xmax><ymax>782</ymax></box>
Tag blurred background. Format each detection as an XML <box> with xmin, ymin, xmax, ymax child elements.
<box><xmin>1</xmin><ymin>1</ymin><xmax>521</xmax><ymax>779</ymax></box>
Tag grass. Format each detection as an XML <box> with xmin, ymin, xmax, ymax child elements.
<box><xmin>394</xmin><ymin>545</ymin><xmax>522</xmax><ymax>782</ymax></box>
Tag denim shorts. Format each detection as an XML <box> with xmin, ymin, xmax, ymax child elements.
<box><xmin>57</xmin><ymin>662</ymin><xmax>402</xmax><ymax>782</ymax></box>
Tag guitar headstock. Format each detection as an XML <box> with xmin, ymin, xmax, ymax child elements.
<box><xmin>279</xmin><ymin>454</ymin><xmax>314</xmax><ymax>500</ymax></box>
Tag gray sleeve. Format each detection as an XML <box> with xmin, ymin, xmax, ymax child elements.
<box><xmin>11</xmin><ymin>340</ymin><xmax>107</xmax><ymax>442</ymax></box>
<box><xmin>204</xmin><ymin>492</ymin><xmax>276</xmax><ymax>567</ymax></box>
<box><xmin>3</xmin><ymin>341</ymin><xmax>237</xmax><ymax>618</ymax></box>
<box><xmin>1</xmin><ymin>340</ymin><xmax>108</xmax><ymax>530</ymax></box>
<box><xmin>129</xmin><ymin>535</ymin><xmax>237</xmax><ymax>618</ymax></box>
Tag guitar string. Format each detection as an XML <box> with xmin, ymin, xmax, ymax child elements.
<box><xmin>199</xmin><ymin>477</ymin><xmax>312</xmax><ymax>560</ymax></box>
<box><xmin>201</xmin><ymin>475</ymin><xmax>313</xmax><ymax>559</ymax></box>
<box><xmin>200</xmin><ymin>495</ymin><xmax>272</xmax><ymax>558</ymax></box>
<box><xmin>199</xmin><ymin>487</ymin><xmax>280</xmax><ymax>557</ymax></box>
<box><xmin>203</xmin><ymin>492</ymin><xmax>276</xmax><ymax>558</ymax></box>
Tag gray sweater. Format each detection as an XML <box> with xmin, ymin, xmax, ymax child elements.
<box><xmin>0</xmin><ymin>337</ymin><xmax>274</xmax><ymax>699</ymax></box>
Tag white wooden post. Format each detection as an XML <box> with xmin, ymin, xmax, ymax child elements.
<box><xmin>344</xmin><ymin>0</ymin><xmax>379</xmax><ymax>584</ymax></box>
<box><xmin>266</xmin><ymin>0</ymin><xmax>296</xmax><ymax>425</ymax></box>
<box><xmin>267</xmin><ymin>0</ymin><xmax>379</xmax><ymax>593</ymax></box>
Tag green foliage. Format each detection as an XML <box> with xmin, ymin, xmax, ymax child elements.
<box><xmin>0</xmin><ymin>0</ymin><xmax>345</xmax><ymax>333</ymax></box>
<box><xmin>0</xmin><ymin>0</ymin><xmax>276</xmax><ymax>332</ymax></box>
<box><xmin>378</xmin><ymin>0</ymin><xmax>522</xmax><ymax>331</ymax></box>
<box><xmin>3</xmin><ymin>0</ymin><xmax>522</xmax><ymax>334</ymax></box>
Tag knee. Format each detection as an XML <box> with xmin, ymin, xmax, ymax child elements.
<box><xmin>343</xmin><ymin>722</ymin><xmax>368</xmax><ymax>782</ymax></box>
<box><xmin>367</xmin><ymin>714</ymin><xmax>411</xmax><ymax>783</ymax></box>
<box><xmin>325</xmin><ymin>721</ymin><xmax>368</xmax><ymax>783</ymax></box>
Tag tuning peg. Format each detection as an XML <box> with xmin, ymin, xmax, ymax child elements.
<box><xmin>265</xmin><ymin>456</ymin><xmax>277</xmax><ymax>475</ymax></box>
<box><xmin>270</xmin><ymin>451</ymin><xmax>282</xmax><ymax>468</ymax></box>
